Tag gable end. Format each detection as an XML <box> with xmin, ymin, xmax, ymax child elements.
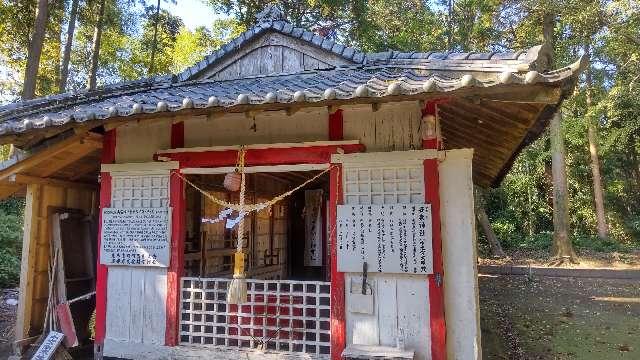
<box><xmin>198</xmin><ymin>31</ymin><xmax>357</xmax><ymax>81</ymax></box>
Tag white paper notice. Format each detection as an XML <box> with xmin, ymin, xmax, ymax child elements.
<box><xmin>337</xmin><ymin>204</ymin><xmax>433</xmax><ymax>274</ymax></box>
<box><xmin>100</xmin><ymin>207</ymin><xmax>171</xmax><ymax>267</ymax></box>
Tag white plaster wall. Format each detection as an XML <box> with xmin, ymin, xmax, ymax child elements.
<box><xmin>115</xmin><ymin>120</ymin><xmax>171</xmax><ymax>163</ymax></box>
<box><xmin>439</xmin><ymin>149</ymin><xmax>482</xmax><ymax>360</ymax></box>
<box><xmin>184</xmin><ymin>108</ymin><xmax>328</xmax><ymax>147</ymax></box>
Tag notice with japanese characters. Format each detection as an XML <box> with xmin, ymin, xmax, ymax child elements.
<box><xmin>337</xmin><ymin>204</ymin><xmax>433</xmax><ymax>274</ymax></box>
<box><xmin>31</xmin><ymin>331</ymin><xmax>64</xmax><ymax>360</ymax></box>
<box><xmin>100</xmin><ymin>207</ymin><xmax>171</xmax><ymax>267</ymax></box>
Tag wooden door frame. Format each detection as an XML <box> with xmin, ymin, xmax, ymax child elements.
<box><xmin>156</xmin><ymin>140</ymin><xmax>365</xmax><ymax>348</ymax></box>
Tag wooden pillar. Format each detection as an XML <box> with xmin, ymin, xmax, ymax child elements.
<box><xmin>422</xmin><ymin>100</ymin><xmax>447</xmax><ymax>360</ymax></box>
<box><xmin>171</xmin><ymin>121</ymin><xmax>185</xmax><ymax>149</ymax></box>
<box><xmin>328</xmin><ymin>108</ymin><xmax>344</xmax><ymax>141</ymax></box>
<box><xmin>329</xmin><ymin>164</ymin><xmax>345</xmax><ymax>360</ymax></box>
<box><xmin>94</xmin><ymin>129</ymin><xmax>116</xmax><ymax>356</ymax></box>
<box><xmin>165</xmin><ymin>169</ymin><xmax>185</xmax><ymax>346</ymax></box>
<box><xmin>15</xmin><ymin>184</ymin><xmax>42</xmax><ymax>341</ymax></box>
<box><xmin>166</xmin><ymin>121</ymin><xmax>185</xmax><ymax>346</ymax></box>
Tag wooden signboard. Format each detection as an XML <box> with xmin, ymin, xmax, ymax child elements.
<box><xmin>100</xmin><ymin>207</ymin><xmax>171</xmax><ymax>267</ymax></box>
<box><xmin>337</xmin><ymin>204</ymin><xmax>433</xmax><ymax>274</ymax></box>
<box><xmin>31</xmin><ymin>331</ymin><xmax>65</xmax><ymax>360</ymax></box>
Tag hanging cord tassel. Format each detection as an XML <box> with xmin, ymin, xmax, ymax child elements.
<box><xmin>228</xmin><ymin>146</ymin><xmax>248</xmax><ymax>304</ymax></box>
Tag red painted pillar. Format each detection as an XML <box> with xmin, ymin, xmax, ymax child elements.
<box><xmin>422</xmin><ymin>101</ymin><xmax>447</xmax><ymax>360</ymax></box>
<box><xmin>95</xmin><ymin>129</ymin><xmax>116</xmax><ymax>354</ymax></box>
<box><xmin>171</xmin><ymin>121</ymin><xmax>185</xmax><ymax>149</ymax></box>
<box><xmin>329</xmin><ymin>164</ymin><xmax>346</xmax><ymax>360</ymax></box>
<box><xmin>166</xmin><ymin>122</ymin><xmax>186</xmax><ymax>346</ymax></box>
<box><xmin>329</xmin><ymin>108</ymin><xmax>344</xmax><ymax>141</ymax></box>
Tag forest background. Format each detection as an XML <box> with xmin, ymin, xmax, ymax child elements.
<box><xmin>0</xmin><ymin>0</ymin><xmax>638</xmax><ymax>287</ymax></box>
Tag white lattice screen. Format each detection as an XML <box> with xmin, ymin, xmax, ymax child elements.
<box><xmin>343</xmin><ymin>165</ymin><xmax>424</xmax><ymax>205</ymax></box>
<box><xmin>111</xmin><ymin>175</ymin><xmax>169</xmax><ymax>208</ymax></box>
<box><xmin>180</xmin><ymin>278</ymin><xmax>331</xmax><ymax>356</ymax></box>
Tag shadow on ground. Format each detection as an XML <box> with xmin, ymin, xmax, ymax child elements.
<box><xmin>480</xmin><ymin>275</ymin><xmax>639</xmax><ymax>359</ymax></box>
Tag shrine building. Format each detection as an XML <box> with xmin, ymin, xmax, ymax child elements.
<box><xmin>0</xmin><ymin>6</ymin><xmax>583</xmax><ymax>360</ymax></box>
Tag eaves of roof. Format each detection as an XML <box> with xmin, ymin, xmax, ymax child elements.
<box><xmin>0</xmin><ymin>57</ymin><xmax>585</xmax><ymax>141</ymax></box>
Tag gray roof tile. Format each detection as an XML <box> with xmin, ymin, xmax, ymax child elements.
<box><xmin>0</xmin><ymin>14</ymin><xmax>582</xmax><ymax>139</ymax></box>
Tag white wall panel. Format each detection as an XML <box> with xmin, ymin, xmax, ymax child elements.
<box><xmin>104</xmin><ymin>172</ymin><xmax>170</xmax><ymax>355</ymax></box>
<box><xmin>439</xmin><ymin>149</ymin><xmax>481</xmax><ymax>360</ymax></box>
<box><xmin>341</xmin><ymin>155</ymin><xmax>430</xmax><ymax>360</ymax></box>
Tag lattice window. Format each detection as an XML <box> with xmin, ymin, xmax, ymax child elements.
<box><xmin>111</xmin><ymin>175</ymin><xmax>169</xmax><ymax>208</ymax></box>
<box><xmin>343</xmin><ymin>166</ymin><xmax>424</xmax><ymax>205</ymax></box>
<box><xmin>180</xmin><ymin>278</ymin><xmax>331</xmax><ymax>356</ymax></box>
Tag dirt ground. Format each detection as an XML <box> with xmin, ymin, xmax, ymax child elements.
<box><xmin>1</xmin><ymin>276</ymin><xmax>638</xmax><ymax>359</ymax></box>
<box><xmin>479</xmin><ymin>249</ymin><xmax>640</xmax><ymax>269</ymax></box>
<box><xmin>480</xmin><ymin>275</ymin><xmax>640</xmax><ymax>359</ymax></box>
<box><xmin>0</xmin><ymin>288</ymin><xmax>18</xmax><ymax>358</ymax></box>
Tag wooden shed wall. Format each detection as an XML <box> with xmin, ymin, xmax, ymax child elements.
<box><xmin>342</xmin><ymin>102</ymin><xmax>422</xmax><ymax>152</ymax></box>
<box><xmin>16</xmin><ymin>184</ymin><xmax>97</xmax><ymax>339</ymax></box>
<box><xmin>184</xmin><ymin>108</ymin><xmax>329</xmax><ymax>147</ymax></box>
<box><xmin>114</xmin><ymin>101</ymin><xmax>423</xmax><ymax>156</ymax></box>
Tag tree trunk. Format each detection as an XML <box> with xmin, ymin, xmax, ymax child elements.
<box><xmin>88</xmin><ymin>0</ymin><xmax>106</xmax><ymax>90</ymax></box>
<box><xmin>542</xmin><ymin>9</ymin><xmax>577</xmax><ymax>263</ymax></box>
<box><xmin>22</xmin><ymin>0</ymin><xmax>50</xmax><ymax>100</ymax></box>
<box><xmin>550</xmin><ymin>111</ymin><xmax>578</xmax><ymax>262</ymax></box>
<box><xmin>59</xmin><ymin>0</ymin><xmax>79</xmax><ymax>93</ymax></box>
<box><xmin>446</xmin><ymin>0</ymin><xmax>453</xmax><ymax>49</ymax></box>
<box><xmin>149</xmin><ymin>0</ymin><xmax>161</xmax><ymax>75</ymax></box>
<box><xmin>474</xmin><ymin>187</ymin><xmax>505</xmax><ymax>257</ymax></box>
<box><xmin>584</xmin><ymin>44</ymin><xmax>609</xmax><ymax>240</ymax></box>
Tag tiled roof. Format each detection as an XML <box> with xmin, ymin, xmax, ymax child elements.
<box><xmin>0</xmin><ymin>4</ymin><xmax>578</xmax><ymax>141</ymax></box>
<box><xmin>0</xmin><ymin>59</ymin><xmax>584</xmax><ymax>136</ymax></box>
<box><xmin>176</xmin><ymin>19</ymin><xmax>545</xmax><ymax>81</ymax></box>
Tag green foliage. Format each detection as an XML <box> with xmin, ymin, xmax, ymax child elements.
<box><xmin>0</xmin><ymin>0</ymin><xmax>638</xmax><ymax>261</ymax></box>
<box><xmin>0</xmin><ymin>198</ymin><xmax>24</xmax><ymax>288</ymax></box>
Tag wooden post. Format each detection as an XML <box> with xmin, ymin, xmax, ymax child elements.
<box><xmin>94</xmin><ymin>129</ymin><xmax>116</xmax><ymax>357</ymax></box>
<box><xmin>422</xmin><ymin>100</ymin><xmax>447</xmax><ymax>360</ymax></box>
<box><xmin>165</xmin><ymin>169</ymin><xmax>185</xmax><ymax>346</ymax></box>
<box><xmin>166</xmin><ymin>121</ymin><xmax>186</xmax><ymax>346</ymax></box>
<box><xmin>328</xmin><ymin>108</ymin><xmax>343</xmax><ymax>141</ymax></box>
<box><xmin>15</xmin><ymin>184</ymin><xmax>42</xmax><ymax>341</ymax></box>
<box><xmin>171</xmin><ymin>121</ymin><xmax>185</xmax><ymax>149</ymax></box>
<box><xmin>329</xmin><ymin>164</ymin><xmax>345</xmax><ymax>360</ymax></box>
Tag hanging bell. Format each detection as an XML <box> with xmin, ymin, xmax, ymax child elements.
<box><xmin>224</xmin><ymin>171</ymin><xmax>242</xmax><ymax>192</ymax></box>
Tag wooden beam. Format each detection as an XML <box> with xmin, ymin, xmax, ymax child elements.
<box><xmin>447</xmin><ymin>99</ymin><xmax>531</xmax><ymax>131</ymax></box>
<box><xmin>0</xmin><ymin>132</ymin><xmax>103</xmax><ymax>182</ymax></box>
<box><xmin>464</xmin><ymin>85</ymin><xmax>561</xmax><ymax>104</ymax></box>
<box><xmin>158</xmin><ymin>140</ymin><xmax>360</xmax><ymax>154</ymax></box>
<box><xmin>8</xmin><ymin>174</ymin><xmax>97</xmax><ymax>190</ymax></box>
<box><xmin>16</xmin><ymin>184</ymin><xmax>42</xmax><ymax>340</ymax></box>
<box><xmin>182</xmin><ymin>163</ymin><xmax>329</xmax><ymax>175</ymax></box>
<box><xmin>165</xmin><ymin>144</ymin><xmax>365</xmax><ymax>168</ymax></box>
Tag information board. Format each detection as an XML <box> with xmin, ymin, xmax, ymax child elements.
<box><xmin>31</xmin><ymin>331</ymin><xmax>64</xmax><ymax>360</ymax></box>
<box><xmin>337</xmin><ymin>204</ymin><xmax>432</xmax><ymax>274</ymax></box>
<box><xmin>100</xmin><ymin>207</ymin><xmax>171</xmax><ymax>267</ymax></box>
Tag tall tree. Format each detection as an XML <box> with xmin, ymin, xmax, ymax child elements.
<box><xmin>59</xmin><ymin>0</ymin><xmax>80</xmax><ymax>92</ymax></box>
<box><xmin>550</xmin><ymin>111</ymin><xmax>577</xmax><ymax>262</ymax></box>
<box><xmin>475</xmin><ymin>187</ymin><xmax>505</xmax><ymax>257</ymax></box>
<box><xmin>88</xmin><ymin>0</ymin><xmax>106</xmax><ymax>90</ymax></box>
<box><xmin>584</xmin><ymin>44</ymin><xmax>608</xmax><ymax>240</ymax></box>
<box><xmin>148</xmin><ymin>0</ymin><xmax>161</xmax><ymax>75</ymax></box>
<box><xmin>541</xmin><ymin>7</ymin><xmax>578</xmax><ymax>263</ymax></box>
<box><xmin>22</xmin><ymin>0</ymin><xmax>49</xmax><ymax>99</ymax></box>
